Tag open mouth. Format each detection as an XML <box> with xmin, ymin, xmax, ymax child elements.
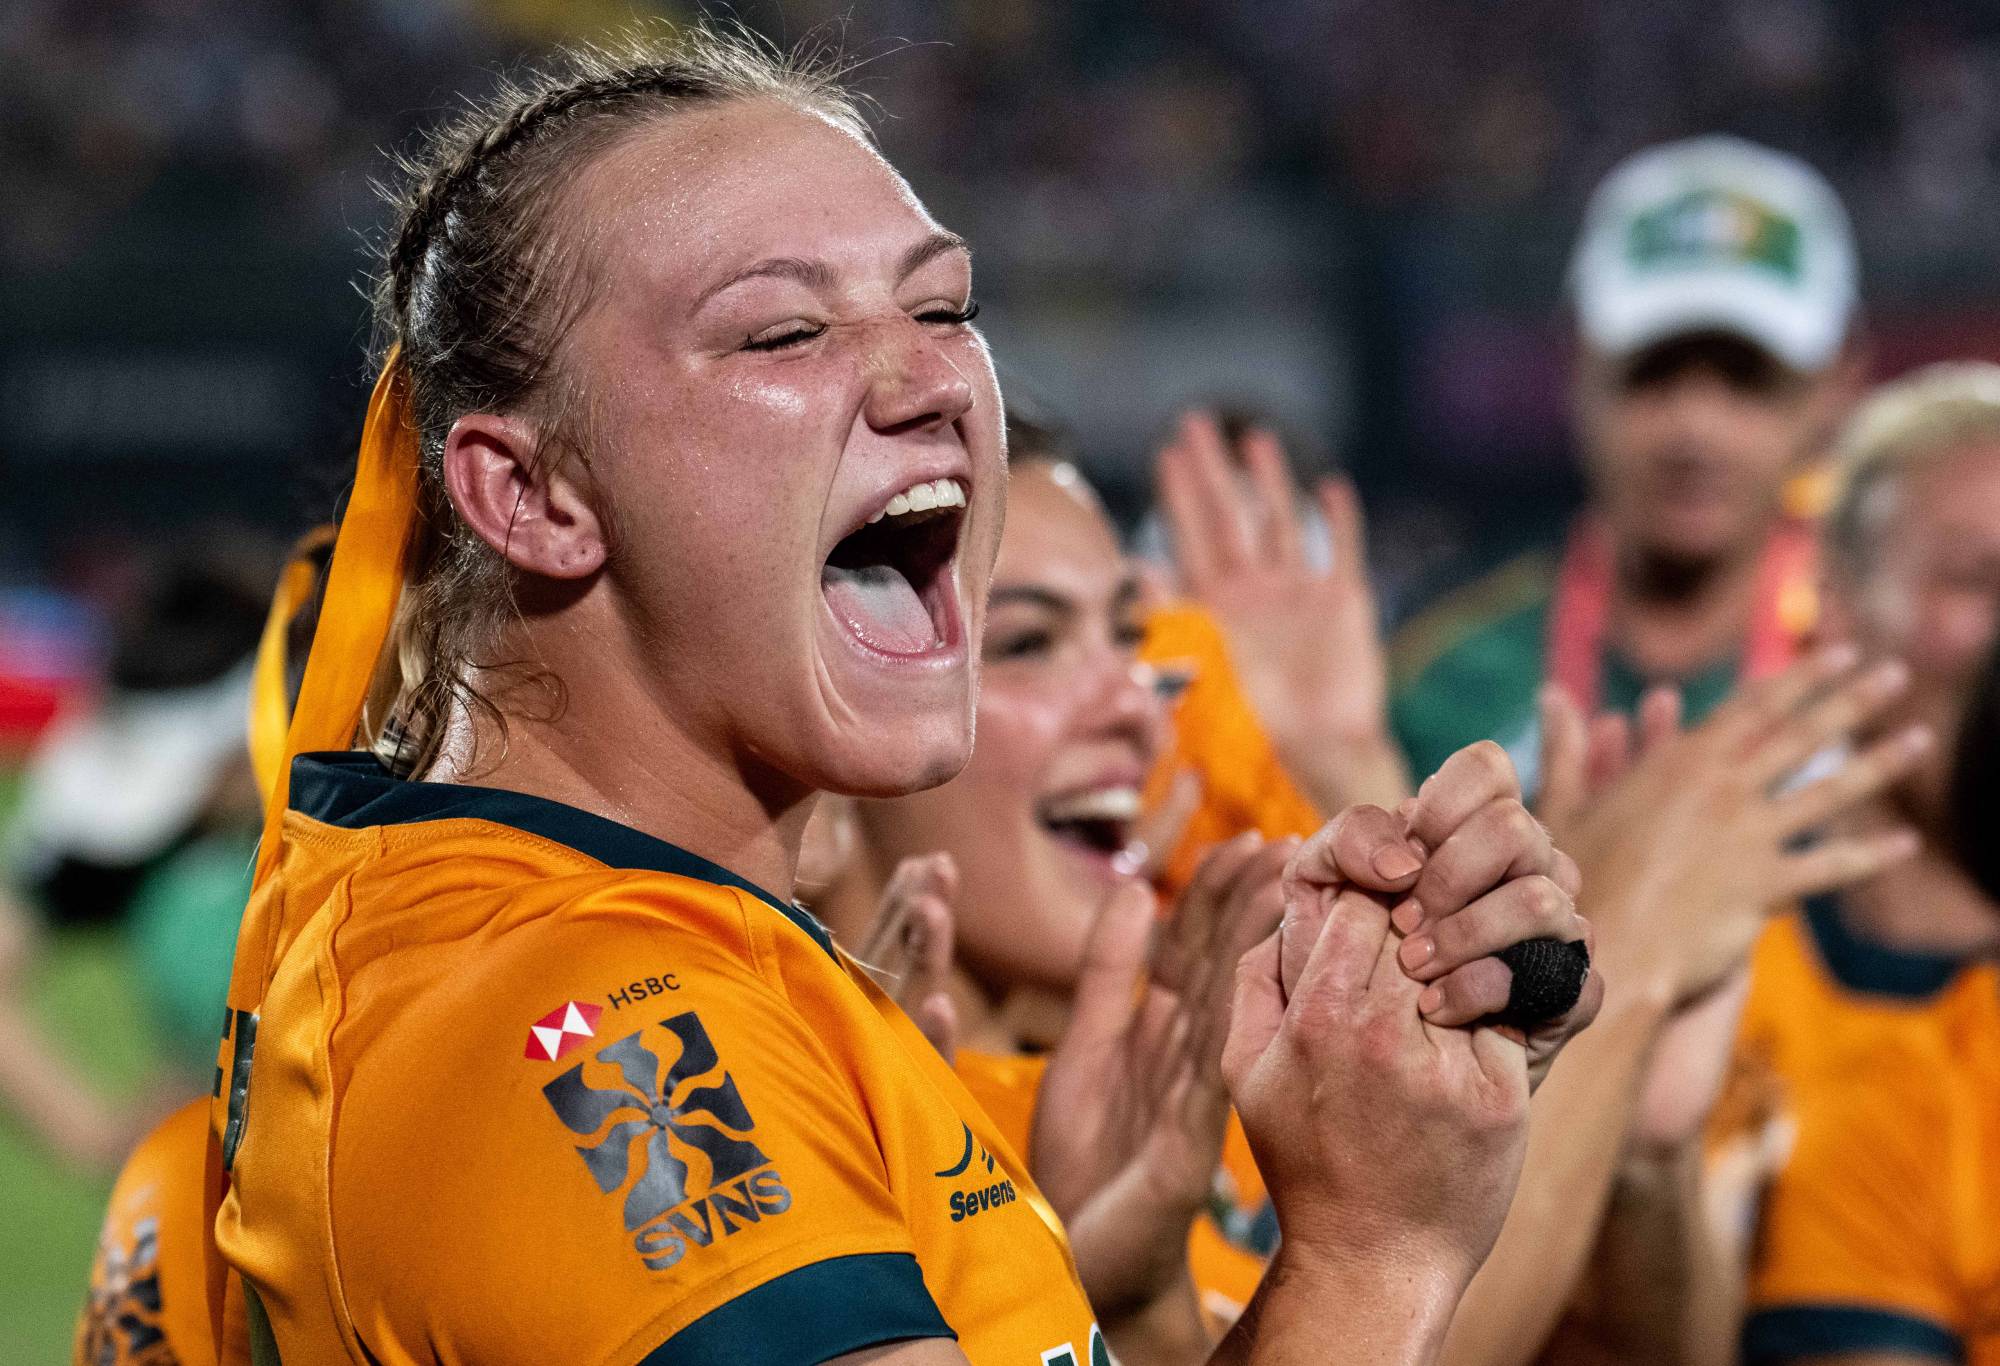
<box><xmin>821</xmin><ymin>477</ymin><xmax>967</xmax><ymax>658</ymax></box>
<box><xmin>1036</xmin><ymin>784</ymin><xmax>1141</xmax><ymax>861</ymax></box>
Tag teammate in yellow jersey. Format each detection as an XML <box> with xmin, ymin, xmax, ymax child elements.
<box><xmin>203</xmin><ymin>25</ymin><xmax>1603</xmax><ymax>1366</ymax></box>
<box><xmin>1723</xmin><ymin>363</ymin><xmax>2000</xmax><ymax>1366</ymax></box>
<box><xmin>76</xmin><ymin>1099</ymin><xmax>214</xmax><ymax>1366</ymax></box>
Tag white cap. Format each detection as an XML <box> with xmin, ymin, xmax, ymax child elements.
<box><xmin>1570</xmin><ymin>135</ymin><xmax>1858</xmax><ymax>372</ymax></box>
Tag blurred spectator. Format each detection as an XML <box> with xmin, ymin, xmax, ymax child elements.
<box><xmin>1390</xmin><ymin>136</ymin><xmax>1860</xmax><ymax>787</ymax></box>
<box><xmin>0</xmin><ymin>541</ymin><xmax>270</xmax><ymax>1170</ymax></box>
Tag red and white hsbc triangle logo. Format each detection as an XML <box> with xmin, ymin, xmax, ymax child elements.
<box><xmin>526</xmin><ymin>1000</ymin><xmax>603</xmax><ymax>1062</ymax></box>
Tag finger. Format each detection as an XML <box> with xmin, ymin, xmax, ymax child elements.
<box><xmin>1417</xmin><ymin>955</ymin><xmax>1515</xmax><ymax>1027</ymax></box>
<box><xmin>1178</xmin><ymin>411</ymin><xmax>1259</xmax><ymax>574</ymax></box>
<box><xmin>912</xmin><ymin>992</ymin><xmax>958</xmax><ymax>1062</ymax></box>
<box><xmin>1770</xmin><ymin>725</ymin><xmax>1932</xmax><ymax>834</ymax></box>
<box><xmin>1290</xmin><ymin>886</ymin><xmax>1396</xmax><ymax>1021</ymax></box>
<box><xmin>905</xmin><ymin>893</ymin><xmax>956</xmax><ymax>999</ymax></box>
<box><xmin>1748</xmin><ymin>658</ymin><xmax>1912</xmax><ymax>788</ymax></box>
<box><xmin>1709</xmin><ymin>643</ymin><xmax>1862</xmax><ymax>748</ymax></box>
<box><xmin>1287</xmin><ymin>803</ymin><xmax>1423</xmax><ymax>905</ymax></box>
<box><xmin>1221</xmin><ymin>931</ymin><xmax>1284</xmax><ymax>1097</ymax></box>
<box><xmin>1409</xmin><ymin>796</ymin><xmax>1553</xmax><ymax>924</ymax></box>
<box><xmin>1549</xmin><ymin>847</ymin><xmax>1582</xmax><ymax>901</ymax></box>
<box><xmin>1399</xmin><ymin>875</ymin><xmax>1583</xmax><ymax>983</ymax></box>
<box><xmin>1133</xmin><ymin>768</ymin><xmax>1205</xmax><ymax>884</ymax></box>
<box><xmin>1184</xmin><ymin>842</ymin><xmax>1295</xmax><ymax>1055</ymax></box>
<box><xmin>1316</xmin><ymin>474</ymin><xmax>1369</xmax><ymax>588</ymax></box>
<box><xmin>1157</xmin><ymin>436</ymin><xmax>1222</xmax><ymax>593</ymax></box>
<box><xmin>1466</xmin><ymin>1014</ymin><xmax>1531</xmax><ymax>1095</ymax></box>
<box><xmin>1772</xmin><ymin>827</ymin><xmax>1923</xmax><ymax>902</ymax></box>
<box><xmin>1534</xmin><ymin>683</ymin><xmax>1589</xmax><ymax>835</ymax></box>
<box><xmin>1522</xmin><ymin>966</ymin><xmax>1605</xmax><ymax>1091</ymax></box>
<box><xmin>1156</xmin><ymin>831</ymin><xmax>1264</xmax><ymax>992</ymax></box>
<box><xmin>1406</xmin><ymin>740</ymin><xmax>1523</xmax><ymax>852</ymax></box>
<box><xmin>1585</xmin><ymin>710</ymin><xmax>1633</xmax><ymax>792</ymax></box>
<box><xmin>1238</xmin><ymin>426</ymin><xmax>1305</xmax><ymax>569</ymax></box>
<box><xmin>1218</xmin><ymin>839</ymin><xmax>1295</xmax><ymax>956</ymax></box>
<box><xmin>1285</xmin><ymin>805</ymin><xmax>1421</xmax><ymax>999</ymax></box>
<box><xmin>1063</xmin><ymin>882</ymin><xmax>1159</xmax><ymax>1062</ymax></box>
<box><xmin>1636</xmin><ymin>685</ymin><xmax>1683</xmax><ymax>756</ymax></box>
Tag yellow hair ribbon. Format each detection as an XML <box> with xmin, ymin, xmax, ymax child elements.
<box><xmin>247</xmin><ymin>525</ymin><xmax>337</xmax><ymax>800</ymax></box>
<box><xmin>248</xmin><ymin>351</ymin><xmax>420</xmax><ymax>885</ymax></box>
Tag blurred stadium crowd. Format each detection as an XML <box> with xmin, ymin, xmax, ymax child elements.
<box><xmin>5</xmin><ymin>1</ymin><xmax>2000</xmax><ymax>1363</ymax></box>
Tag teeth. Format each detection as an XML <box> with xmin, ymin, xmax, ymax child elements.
<box><xmin>867</xmin><ymin>477</ymin><xmax>967</xmax><ymax>525</ymax></box>
<box><xmin>1041</xmin><ymin>786</ymin><xmax>1143</xmax><ymax>824</ymax></box>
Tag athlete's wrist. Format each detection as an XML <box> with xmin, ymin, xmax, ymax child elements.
<box><xmin>1240</xmin><ymin>1241</ymin><xmax>1465</xmax><ymax>1364</ymax></box>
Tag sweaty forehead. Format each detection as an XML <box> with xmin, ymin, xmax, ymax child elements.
<box><xmin>571</xmin><ymin>98</ymin><xmax>943</xmax><ymax>301</ymax></box>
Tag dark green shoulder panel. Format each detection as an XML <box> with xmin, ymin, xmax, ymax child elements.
<box><xmin>1390</xmin><ymin>554</ymin><xmax>1555</xmax><ymax>781</ymax></box>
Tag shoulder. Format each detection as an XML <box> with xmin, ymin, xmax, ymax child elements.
<box><xmin>1746</xmin><ymin>1037</ymin><xmax>1964</xmax><ymax>1364</ymax></box>
<box><xmin>79</xmin><ymin>1098</ymin><xmax>216</xmax><ymax>1366</ymax></box>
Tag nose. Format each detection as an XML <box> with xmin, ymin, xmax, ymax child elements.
<box><xmin>862</xmin><ymin>318</ymin><xmax>976</xmax><ymax>436</ymax></box>
<box><xmin>1076</xmin><ymin>643</ymin><xmax>1169</xmax><ymax>764</ymax></box>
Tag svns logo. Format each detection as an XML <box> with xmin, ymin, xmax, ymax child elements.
<box><xmin>542</xmin><ymin>1011</ymin><xmax>792</xmax><ymax>1270</ymax></box>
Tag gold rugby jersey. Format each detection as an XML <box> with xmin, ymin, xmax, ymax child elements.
<box><xmin>215</xmin><ymin>752</ymin><xmax>1104</xmax><ymax>1365</ymax></box>
<box><xmin>1728</xmin><ymin>899</ymin><xmax>2000</xmax><ymax>1364</ymax></box>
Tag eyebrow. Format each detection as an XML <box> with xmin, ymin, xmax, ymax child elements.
<box><xmin>989</xmin><ymin>585</ymin><xmax>1074</xmax><ymax>614</ymax></box>
<box><xmin>695</xmin><ymin>231</ymin><xmax>971</xmax><ymax>310</ymax></box>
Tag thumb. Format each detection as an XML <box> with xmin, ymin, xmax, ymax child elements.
<box><xmin>1062</xmin><ymin>881</ymin><xmax>1158</xmax><ymax>1065</ymax></box>
<box><xmin>1221</xmin><ymin>930</ymin><xmax>1284</xmax><ymax>1100</ymax></box>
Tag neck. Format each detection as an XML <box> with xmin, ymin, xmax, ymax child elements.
<box><xmin>1840</xmin><ymin>814</ymin><xmax>2000</xmax><ymax>958</ymax></box>
<box><xmin>1606</xmin><ymin>532</ymin><xmax>1765</xmax><ymax>679</ymax></box>
<box><xmin>428</xmin><ymin>639</ymin><xmax>811</xmax><ymax>903</ymax></box>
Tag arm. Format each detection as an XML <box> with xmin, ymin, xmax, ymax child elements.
<box><xmin>0</xmin><ymin>885</ymin><xmax>148</xmax><ymax>1172</ymax></box>
<box><xmin>1537</xmin><ymin>1144</ymin><xmax>1738</xmax><ymax>1366</ymax></box>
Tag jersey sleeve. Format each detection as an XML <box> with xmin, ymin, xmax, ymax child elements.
<box><xmin>326</xmin><ymin>902</ymin><xmax>954</xmax><ymax>1365</ymax></box>
<box><xmin>1743</xmin><ymin>1050</ymin><xmax>1963</xmax><ymax>1364</ymax></box>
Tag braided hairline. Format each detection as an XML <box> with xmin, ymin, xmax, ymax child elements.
<box><xmin>384</xmin><ymin>29</ymin><xmax>873</xmax><ymax>331</ymax></box>
<box><xmin>387</xmin><ymin>66</ymin><xmax>702</xmax><ymax>323</ymax></box>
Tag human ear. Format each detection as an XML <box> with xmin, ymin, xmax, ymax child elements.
<box><xmin>442</xmin><ymin>413</ymin><xmax>607</xmax><ymax>580</ymax></box>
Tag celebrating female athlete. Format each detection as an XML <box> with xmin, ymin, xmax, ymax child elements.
<box><xmin>210</xmin><ymin>27</ymin><xmax>1593</xmax><ymax>1365</ymax></box>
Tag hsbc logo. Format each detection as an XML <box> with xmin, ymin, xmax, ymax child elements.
<box><xmin>541</xmin><ymin>1011</ymin><xmax>793</xmax><ymax>1270</ymax></box>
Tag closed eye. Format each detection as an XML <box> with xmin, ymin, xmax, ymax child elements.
<box><xmin>743</xmin><ymin>323</ymin><xmax>827</xmax><ymax>352</ymax></box>
<box><xmin>916</xmin><ymin>300</ymin><xmax>980</xmax><ymax>327</ymax></box>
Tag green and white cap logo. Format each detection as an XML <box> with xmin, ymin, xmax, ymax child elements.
<box><xmin>1571</xmin><ymin>135</ymin><xmax>1856</xmax><ymax>372</ymax></box>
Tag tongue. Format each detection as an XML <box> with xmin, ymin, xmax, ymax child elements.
<box><xmin>822</xmin><ymin>563</ymin><xmax>936</xmax><ymax>654</ymax></box>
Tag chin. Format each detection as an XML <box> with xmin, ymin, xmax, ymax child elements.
<box><xmin>810</xmin><ymin>721</ymin><xmax>973</xmax><ymax>799</ymax></box>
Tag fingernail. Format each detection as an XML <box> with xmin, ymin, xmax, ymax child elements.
<box><xmin>1821</xmin><ymin>642</ymin><xmax>1860</xmax><ymax>672</ymax></box>
<box><xmin>1901</xmin><ymin>725</ymin><xmax>1934</xmax><ymax>756</ymax></box>
<box><xmin>1374</xmin><ymin>845</ymin><xmax>1421</xmax><ymax>880</ymax></box>
<box><xmin>1398</xmin><ymin>935</ymin><xmax>1434</xmax><ymax>971</ymax></box>
<box><xmin>1391</xmin><ymin>897</ymin><xmax>1425</xmax><ymax>935</ymax></box>
<box><xmin>1419</xmin><ymin>985</ymin><xmax>1444</xmax><ymax>1014</ymax></box>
